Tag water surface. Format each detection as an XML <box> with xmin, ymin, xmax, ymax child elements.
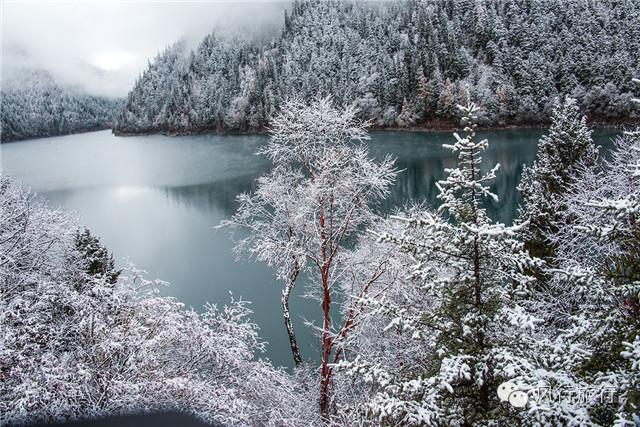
<box><xmin>0</xmin><ymin>128</ymin><xmax>619</xmax><ymax>367</ymax></box>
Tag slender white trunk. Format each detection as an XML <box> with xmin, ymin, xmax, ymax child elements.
<box><xmin>282</xmin><ymin>263</ymin><xmax>302</xmax><ymax>366</ymax></box>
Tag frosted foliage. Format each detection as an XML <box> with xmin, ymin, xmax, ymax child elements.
<box><xmin>538</xmin><ymin>130</ymin><xmax>640</xmax><ymax>425</ymax></box>
<box><xmin>517</xmin><ymin>96</ymin><xmax>599</xmax><ymax>260</ymax></box>
<box><xmin>335</xmin><ymin>104</ymin><xmax>562</xmax><ymax>426</ymax></box>
<box><xmin>222</xmin><ymin>96</ymin><xmax>397</xmax><ymax>416</ymax></box>
<box><xmin>224</xmin><ymin>97</ymin><xmax>395</xmax><ymax>283</ymax></box>
<box><xmin>518</xmin><ymin>77</ymin><xmax>640</xmax><ymax>425</ymax></box>
<box><xmin>0</xmin><ymin>175</ymin><xmax>318</xmax><ymax>426</ymax></box>
<box><xmin>1</xmin><ymin>69</ymin><xmax>121</xmax><ymax>142</ymax></box>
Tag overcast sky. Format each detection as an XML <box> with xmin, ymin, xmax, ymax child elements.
<box><xmin>1</xmin><ymin>1</ymin><xmax>288</xmax><ymax>98</ymax></box>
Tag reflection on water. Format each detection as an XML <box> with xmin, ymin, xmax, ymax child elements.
<box><xmin>160</xmin><ymin>176</ymin><xmax>259</xmax><ymax>216</ymax></box>
<box><xmin>0</xmin><ymin>127</ymin><xmax>620</xmax><ymax>368</ymax></box>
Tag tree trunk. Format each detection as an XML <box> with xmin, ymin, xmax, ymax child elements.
<box><xmin>282</xmin><ymin>263</ymin><xmax>303</xmax><ymax>367</ymax></box>
<box><xmin>318</xmin><ymin>201</ymin><xmax>333</xmax><ymax>419</ymax></box>
<box><xmin>319</xmin><ymin>262</ymin><xmax>332</xmax><ymax>419</ymax></box>
<box><xmin>469</xmin><ymin>142</ymin><xmax>490</xmax><ymax>413</ymax></box>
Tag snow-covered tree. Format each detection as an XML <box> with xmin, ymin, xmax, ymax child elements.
<box><xmin>337</xmin><ymin>104</ymin><xmax>547</xmax><ymax>425</ymax></box>
<box><xmin>532</xmin><ymin>89</ymin><xmax>640</xmax><ymax>424</ymax></box>
<box><xmin>73</xmin><ymin>228</ymin><xmax>120</xmax><ymax>284</ymax></box>
<box><xmin>489</xmin><ymin>77</ymin><xmax>640</xmax><ymax>425</ymax></box>
<box><xmin>223</xmin><ymin>97</ymin><xmax>397</xmax><ymax>417</ymax></box>
<box><xmin>518</xmin><ymin>96</ymin><xmax>599</xmax><ymax>261</ymax></box>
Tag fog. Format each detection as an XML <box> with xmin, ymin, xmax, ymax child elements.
<box><xmin>1</xmin><ymin>1</ymin><xmax>289</xmax><ymax>98</ymax></box>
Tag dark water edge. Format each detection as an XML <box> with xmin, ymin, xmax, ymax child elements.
<box><xmin>110</xmin><ymin>117</ymin><xmax>639</xmax><ymax>139</ymax></box>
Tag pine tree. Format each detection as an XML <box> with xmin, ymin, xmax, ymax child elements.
<box><xmin>534</xmin><ymin>81</ymin><xmax>640</xmax><ymax>424</ymax></box>
<box><xmin>517</xmin><ymin>97</ymin><xmax>599</xmax><ymax>261</ymax></box>
<box><xmin>74</xmin><ymin>228</ymin><xmax>120</xmax><ymax>285</ymax></box>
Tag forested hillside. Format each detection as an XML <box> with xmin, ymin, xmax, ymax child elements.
<box><xmin>114</xmin><ymin>0</ymin><xmax>640</xmax><ymax>135</ymax></box>
<box><xmin>0</xmin><ymin>69</ymin><xmax>122</xmax><ymax>143</ymax></box>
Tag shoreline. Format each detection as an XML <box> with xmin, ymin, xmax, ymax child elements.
<box><xmin>113</xmin><ymin>116</ymin><xmax>639</xmax><ymax>138</ymax></box>
<box><xmin>0</xmin><ymin>125</ymin><xmax>113</xmax><ymax>144</ymax></box>
<box><xmin>4</xmin><ymin>118</ymin><xmax>637</xmax><ymax>144</ymax></box>
<box><xmin>369</xmin><ymin>118</ymin><xmax>639</xmax><ymax>134</ymax></box>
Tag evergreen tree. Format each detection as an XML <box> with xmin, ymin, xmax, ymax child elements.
<box><xmin>74</xmin><ymin>228</ymin><xmax>120</xmax><ymax>285</ymax></box>
<box><xmin>524</xmin><ymin>78</ymin><xmax>640</xmax><ymax>425</ymax></box>
<box><xmin>517</xmin><ymin>97</ymin><xmax>599</xmax><ymax>261</ymax></box>
<box><xmin>535</xmin><ymin>129</ymin><xmax>640</xmax><ymax>426</ymax></box>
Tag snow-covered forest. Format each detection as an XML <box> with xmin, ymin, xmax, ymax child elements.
<box><xmin>4</xmin><ymin>89</ymin><xmax>639</xmax><ymax>424</ymax></box>
<box><xmin>0</xmin><ymin>175</ymin><xmax>317</xmax><ymax>426</ymax></box>
<box><xmin>115</xmin><ymin>0</ymin><xmax>640</xmax><ymax>135</ymax></box>
<box><xmin>2</xmin><ymin>0</ymin><xmax>640</xmax><ymax>425</ymax></box>
<box><xmin>0</xmin><ymin>70</ymin><xmax>121</xmax><ymax>143</ymax></box>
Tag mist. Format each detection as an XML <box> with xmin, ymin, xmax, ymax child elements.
<box><xmin>1</xmin><ymin>1</ymin><xmax>289</xmax><ymax>98</ymax></box>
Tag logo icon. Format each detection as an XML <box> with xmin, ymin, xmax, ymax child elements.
<box><xmin>497</xmin><ymin>382</ymin><xmax>529</xmax><ymax>408</ymax></box>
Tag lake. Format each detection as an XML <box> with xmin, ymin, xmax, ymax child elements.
<box><xmin>0</xmin><ymin>127</ymin><xmax>620</xmax><ymax>368</ymax></box>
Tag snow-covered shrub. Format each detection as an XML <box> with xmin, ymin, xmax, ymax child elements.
<box><xmin>0</xmin><ymin>175</ymin><xmax>316</xmax><ymax>426</ymax></box>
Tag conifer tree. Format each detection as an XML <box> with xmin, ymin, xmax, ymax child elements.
<box><xmin>74</xmin><ymin>228</ymin><xmax>120</xmax><ymax>285</ymax></box>
<box><xmin>534</xmin><ymin>79</ymin><xmax>640</xmax><ymax>425</ymax></box>
<box><xmin>517</xmin><ymin>97</ymin><xmax>599</xmax><ymax>261</ymax></box>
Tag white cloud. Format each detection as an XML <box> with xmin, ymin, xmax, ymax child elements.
<box><xmin>1</xmin><ymin>0</ymin><xmax>288</xmax><ymax>98</ymax></box>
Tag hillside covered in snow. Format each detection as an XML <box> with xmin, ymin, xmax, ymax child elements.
<box><xmin>114</xmin><ymin>0</ymin><xmax>640</xmax><ymax>135</ymax></box>
<box><xmin>1</xmin><ymin>69</ymin><xmax>122</xmax><ymax>143</ymax></box>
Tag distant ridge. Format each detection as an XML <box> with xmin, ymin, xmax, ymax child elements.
<box><xmin>1</xmin><ymin>68</ymin><xmax>122</xmax><ymax>143</ymax></box>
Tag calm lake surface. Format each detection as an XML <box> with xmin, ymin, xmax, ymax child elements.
<box><xmin>0</xmin><ymin>128</ymin><xmax>620</xmax><ymax>368</ymax></box>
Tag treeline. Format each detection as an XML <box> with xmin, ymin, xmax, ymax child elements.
<box><xmin>115</xmin><ymin>0</ymin><xmax>640</xmax><ymax>135</ymax></box>
<box><xmin>0</xmin><ymin>69</ymin><xmax>122</xmax><ymax>143</ymax></box>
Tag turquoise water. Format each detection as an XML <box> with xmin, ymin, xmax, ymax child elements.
<box><xmin>0</xmin><ymin>127</ymin><xmax>619</xmax><ymax>368</ymax></box>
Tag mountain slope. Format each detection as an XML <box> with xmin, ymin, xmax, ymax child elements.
<box><xmin>1</xmin><ymin>69</ymin><xmax>122</xmax><ymax>143</ymax></box>
<box><xmin>114</xmin><ymin>0</ymin><xmax>640</xmax><ymax>135</ymax></box>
